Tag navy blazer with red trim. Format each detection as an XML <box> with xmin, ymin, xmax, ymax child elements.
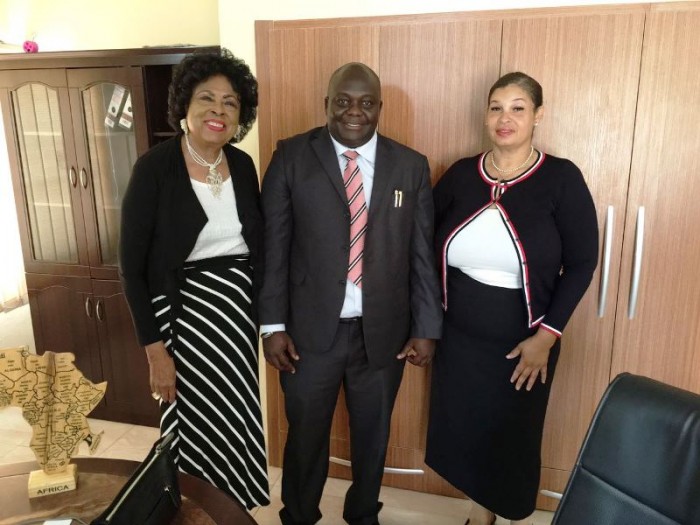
<box><xmin>434</xmin><ymin>151</ymin><xmax>598</xmax><ymax>336</ymax></box>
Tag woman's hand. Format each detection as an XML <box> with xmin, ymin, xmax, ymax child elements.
<box><xmin>506</xmin><ymin>328</ymin><xmax>557</xmax><ymax>391</ymax></box>
<box><xmin>145</xmin><ymin>341</ymin><xmax>177</xmax><ymax>403</ymax></box>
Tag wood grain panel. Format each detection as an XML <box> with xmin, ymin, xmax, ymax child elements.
<box><xmin>501</xmin><ymin>11</ymin><xmax>645</xmax><ymax>477</ymax></box>
<box><xmin>262</xmin><ymin>25</ymin><xmax>379</xmax><ymax>176</ymax></box>
<box><xmin>264</xmin><ymin>365</ymin><xmax>281</xmax><ymax>465</ymax></box>
<box><xmin>611</xmin><ymin>5</ymin><xmax>700</xmax><ymax>393</ymax></box>
<box><xmin>378</xmin><ymin>19</ymin><xmax>502</xmax><ymax>181</ymax></box>
<box><xmin>254</xmin><ymin>21</ymin><xmax>274</xmax><ymax>180</ymax></box>
<box><xmin>92</xmin><ymin>279</ymin><xmax>160</xmax><ymax>426</ymax></box>
<box><xmin>267</xmin><ymin>4</ymin><xmax>653</xmax><ymax>31</ymax></box>
<box><xmin>387</xmin><ymin>362</ymin><xmax>431</xmax><ymax>451</ymax></box>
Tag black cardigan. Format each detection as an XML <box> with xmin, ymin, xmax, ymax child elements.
<box><xmin>119</xmin><ymin>136</ymin><xmax>264</xmax><ymax>346</ymax></box>
<box><xmin>434</xmin><ymin>151</ymin><xmax>598</xmax><ymax>336</ymax></box>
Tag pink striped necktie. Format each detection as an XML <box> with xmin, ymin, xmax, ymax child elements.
<box><xmin>342</xmin><ymin>150</ymin><xmax>368</xmax><ymax>288</ymax></box>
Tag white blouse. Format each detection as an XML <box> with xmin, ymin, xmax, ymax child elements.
<box><xmin>447</xmin><ymin>208</ymin><xmax>522</xmax><ymax>289</ymax></box>
<box><xmin>186</xmin><ymin>177</ymin><xmax>249</xmax><ymax>261</ymax></box>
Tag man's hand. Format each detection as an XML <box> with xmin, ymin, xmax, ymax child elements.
<box><xmin>145</xmin><ymin>341</ymin><xmax>176</xmax><ymax>403</ymax></box>
<box><xmin>263</xmin><ymin>331</ymin><xmax>300</xmax><ymax>374</ymax></box>
<box><xmin>397</xmin><ymin>337</ymin><xmax>435</xmax><ymax>367</ymax></box>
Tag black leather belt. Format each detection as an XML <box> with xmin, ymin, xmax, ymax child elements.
<box><xmin>339</xmin><ymin>316</ymin><xmax>362</xmax><ymax>323</ymax></box>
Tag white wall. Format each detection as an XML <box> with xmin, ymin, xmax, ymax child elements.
<box><xmin>0</xmin><ymin>0</ymin><xmax>220</xmax><ymax>51</ymax></box>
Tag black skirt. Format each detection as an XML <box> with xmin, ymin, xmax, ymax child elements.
<box><xmin>426</xmin><ymin>267</ymin><xmax>560</xmax><ymax>520</ymax></box>
<box><xmin>153</xmin><ymin>255</ymin><xmax>270</xmax><ymax>509</ymax></box>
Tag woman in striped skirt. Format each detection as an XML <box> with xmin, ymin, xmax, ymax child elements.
<box><xmin>119</xmin><ymin>49</ymin><xmax>269</xmax><ymax>509</ymax></box>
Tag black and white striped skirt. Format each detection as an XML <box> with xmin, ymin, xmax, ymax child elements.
<box><xmin>152</xmin><ymin>255</ymin><xmax>269</xmax><ymax>509</ymax></box>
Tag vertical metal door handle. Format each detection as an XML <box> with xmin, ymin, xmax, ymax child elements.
<box><xmin>96</xmin><ymin>299</ymin><xmax>104</xmax><ymax>322</ymax></box>
<box><xmin>598</xmin><ymin>206</ymin><xmax>614</xmax><ymax>317</ymax></box>
<box><xmin>628</xmin><ymin>207</ymin><xmax>645</xmax><ymax>319</ymax></box>
<box><xmin>69</xmin><ymin>167</ymin><xmax>77</xmax><ymax>187</ymax></box>
<box><xmin>85</xmin><ymin>296</ymin><xmax>93</xmax><ymax>319</ymax></box>
<box><xmin>80</xmin><ymin>167</ymin><xmax>88</xmax><ymax>188</ymax></box>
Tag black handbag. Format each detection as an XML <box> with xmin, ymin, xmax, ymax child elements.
<box><xmin>91</xmin><ymin>432</ymin><xmax>181</xmax><ymax>525</ymax></box>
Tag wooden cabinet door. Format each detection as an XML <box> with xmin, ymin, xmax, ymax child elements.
<box><xmin>611</xmin><ymin>5</ymin><xmax>700</xmax><ymax>395</ymax></box>
<box><xmin>25</xmin><ymin>273</ymin><xmax>106</xmax><ymax>418</ymax></box>
<box><xmin>377</xmin><ymin>17</ymin><xmax>502</xmax><ymax>496</ymax></box>
<box><xmin>257</xmin><ymin>22</ymin><xmax>380</xmax><ymax>175</ymax></box>
<box><xmin>91</xmin><ymin>279</ymin><xmax>160</xmax><ymax>426</ymax></box>
<box><xmin>0</xmin><ymin>70</ymin><xmax>90</xmax><ymax>277</ymax></box>
<box><xmin>67</xmin><ymin>67</ymin><xmax>149</xmax><ymax>281</ymax></box>
<box><xmin>499</xmin><ymin>8</ymin><xmax>646</xmax><ymax>508</ymax></box>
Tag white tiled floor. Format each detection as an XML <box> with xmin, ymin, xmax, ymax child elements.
<box><xmin>0</xmin><ymin>305</ymin><xmax>554</xmax><ymax>524</ymax></box>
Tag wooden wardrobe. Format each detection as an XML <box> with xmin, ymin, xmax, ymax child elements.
<box><xmin>255</xmin><ymin>2</ymin><xmax>700</xmax><ymax>510</ymax></box>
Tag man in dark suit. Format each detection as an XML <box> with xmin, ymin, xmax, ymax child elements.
<box><xmin>259</xmin><ymin>62</ymin><xmax>442</xmax><ymax>525</ymax></box>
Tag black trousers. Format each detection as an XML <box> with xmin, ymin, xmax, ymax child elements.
<box><xmin>279</xmin><ymin>319</ymin><xmax>405</xmax><ymax>525</ymax></box>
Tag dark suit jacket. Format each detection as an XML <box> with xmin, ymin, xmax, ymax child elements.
<box><xmin>259</xmin><ymin>126</ymin><xmax>442</xmax><ymax>369</ymax></box>
<box><xmin>119</xmin><ymin>136</ymin><xmax>264</xmax><ymax>346</ymax></box>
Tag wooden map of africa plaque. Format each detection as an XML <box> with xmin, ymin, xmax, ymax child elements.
<box><xmin>0</xmin><ymin>347</ymin><xmax>107</xmax><ymax>497</ymax></box>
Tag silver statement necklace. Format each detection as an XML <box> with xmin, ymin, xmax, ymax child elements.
<box><xmin>185</xmin><ymin>134</ymin><xmax>224</xmax><ymax>198</ymax></box>
<box><xmin>490</xmin><ymin>145</ymin><xmax>535</xmax><ymax>175</ymax></box>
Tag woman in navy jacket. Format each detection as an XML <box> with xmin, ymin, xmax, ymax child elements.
<box><xmin>426</xmin><ymin>72</ymin><xmax>598</xmax><ymax>525</ymax></box>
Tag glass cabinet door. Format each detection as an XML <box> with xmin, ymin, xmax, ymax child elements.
<box><xmin>82</xmin><ymin>82</ymin><xmax>137</xmax><ymax>267</ymax></box>
<box><xmin>68</xmin><ymin>68</ymin><xmax>148</xmax><ymax>279</ymax></box>
<box><xmin>7</xmin><ymin>74</ymin><xmax>88</xmax><ymax>272</ymax></box>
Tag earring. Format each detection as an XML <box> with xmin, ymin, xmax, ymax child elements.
<box><xmin>180</xmin><ymin>118</ymin><xmax>189</xmax><ymax>135</ymax></box>
<box><xmin>535</xmin><ymin>121</ymin><xmax>539</xmax><ymax>126</ymax></box>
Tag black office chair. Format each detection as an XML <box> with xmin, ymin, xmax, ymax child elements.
<box><xmin>552</xmin><ymin>373</ymin><xmax>700</xmax><ymax>525</ymax></box>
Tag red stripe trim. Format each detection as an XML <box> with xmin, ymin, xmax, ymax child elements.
<box><xmin>539</xmin><ymin>323</ymin><xmax>562</xmax><ymax>337</ymax></box>
<box><xmin>495</xmin><ymin>203</ymin><xmax>536</xmax><ymax>327</ymax></box>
